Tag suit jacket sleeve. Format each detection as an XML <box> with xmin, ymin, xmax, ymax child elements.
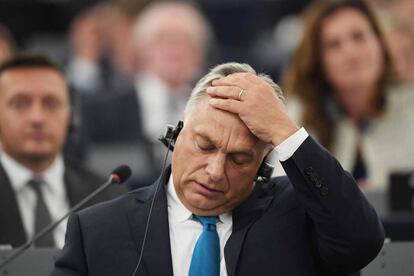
<box><xmin>280</xmin><ymin>136</ymin><xmax>385</xmax><ymax>273</ymax></box>
<box><xmin>52</xmin><ymin>214</ymin><xmax>88</xmax><ymax>276</ymax></box>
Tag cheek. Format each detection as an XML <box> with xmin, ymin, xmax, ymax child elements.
<box><xmin>370</xmin><ymin>43</ymin><xmax>385</xmax><ymax>73</ymax></box>
<box><xmin>49</xmin><ymin>113</ymin><xmax>70</xmax><ymax>139</ymax></box>
<box><xmin>0</xmin><ymin>114</ymin><xmax>21</xmax><ymax>135</ymax></box>
<box><xmin>226</xmin><ymin>170</ymin><xmax>256</xmax><ymax>197</ymax></box>
<box><xmin>322</xmin><ymin>54</ymin><xmax>338</xmax><ymax>84</ymax></box>
<box><xmin>322</xmin><ymin>52</ymin><xmax>341</xmax><ymax>76</ymax></box>
<box><xmin>172</xmin><ymin>139</ymin><xmax>201</xmax><ymax>182</ymax></box>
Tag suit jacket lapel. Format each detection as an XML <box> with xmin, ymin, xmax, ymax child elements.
<box><xmin>126</xmin><ymin>169</ymin><xmax>173</xmax><ymax>276</ymax></box>
<box><xmin>224</xmin><ymin>183</ymin><xmax>275</xmax><ymax>276</ymax></box>
<box><xmin>64</xmin><ymin>166</ymin><xmax>86</xmax><ymax>207</ymax></box>
<box><xmin>0</xmin><ymin>163</ymin><xmax>27</xmax><ymax>247</ymax></box>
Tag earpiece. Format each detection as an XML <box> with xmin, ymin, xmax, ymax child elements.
<box><xmin>256</xmin><ymin>161</ymin><xmax>274</xmax><ymax>182</ymax></box>
<box><xmin>158</xmin><ymin>120</ymin><xmax>183</xmax><ymax>151</ymax></box>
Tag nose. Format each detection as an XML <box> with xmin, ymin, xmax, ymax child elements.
<box><xmin>29</xmin><ymin>103</ymin><xmax>47</xmax><ymax>125</ymax></box>
<box><xmin>342</xmin><ymin>38</ymin><xmax>361</xmax><ymax>57</ymax></box>
<box><xmin>205</xmin><ymin>153</ymin><xmax>226</xmax><ymax>183</ymax></box>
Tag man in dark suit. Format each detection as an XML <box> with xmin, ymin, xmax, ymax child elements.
<box><xmin>53</xmin><ymin>62</ymin><xmax>384</xmax><ymax>275</ymax></box>
<box><xmin>0</xmin><ymin>54</ymin><xmax>124</xmax><ymax>248</ymax></box>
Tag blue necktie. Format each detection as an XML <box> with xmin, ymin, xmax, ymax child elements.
<box><xmin>189</xmin><ymin>215</ymin><xmax>220</xmax><ymax>276</ymax></box>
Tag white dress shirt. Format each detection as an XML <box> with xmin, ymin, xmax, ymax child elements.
<box><xmin>1</xmin><ymin>153</ymin><xmax>70</xmax><ymax>248</ymax></box>
<box><xmin>166</xmin><ymin>127</ymin><xmax>308</xmax><ymax>275</ymax></box>
<box><xmin>135</xmin><ymin>73</ymin><xmax>189</xmax><ymax>142</ymax></box>
<box><xmin>66</xmin><ymin>57</ymin><xmax>101</xmax><ymax>94</ymax></box>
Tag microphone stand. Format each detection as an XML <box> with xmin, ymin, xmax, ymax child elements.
<box><xmin>0</xmin><ymin>175</ymin><xmax>117</xmax><ymax>269</ymax></box>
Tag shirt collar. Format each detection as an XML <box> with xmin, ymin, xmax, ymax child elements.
<box><xmin>42</xmin><ymin>155</ymin><xmax>65</xmax><ymax>196</ymax></box>
<box><xmin>1</xmin><ymin>152</ymin><xmax>65</xmax><ymax>196</ymax></box>
<box><xmin>167</xmin><ymin>174</ymin><xmax>193</xmax><ymax>223</ymax></box>
<box><xmin>1</xmin><ymin>152</ymin><xmax>32</xmax><ymax>192</ymax></box>
<box><xmin>166</xmin><ymin>173</ymin><xmax>232</xmax><ymax>224</ymax></box>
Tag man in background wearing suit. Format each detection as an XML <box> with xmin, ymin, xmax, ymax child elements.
<box><xmin>53</xmin><ymin>62</ymin><xmax>384</xmax><ymax>275</ymax></box>
<box><xmin>0</xmin><ymin>54</ymin><xmax>124</xmax><ymax>248</ymax></box>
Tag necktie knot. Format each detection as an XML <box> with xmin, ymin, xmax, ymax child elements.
<box><xmin>194</xmin><ymin>215</ymin><xmax>217</xmax><ymax>231</ymax></box>
<box><xmin>27</xmin><ymin>177</ymin><xmax>44</xmax><ymax>193</ymax></box>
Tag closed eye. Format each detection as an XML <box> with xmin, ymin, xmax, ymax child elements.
<box><xmin>195</xmin><ymin>136</ymin><xmax>215</xmax><ymax>152</ymax></box>
<box><xmin>229</xmin><ymin>153</ymin><xmax>254</xmax><ymax>166</ymax></box>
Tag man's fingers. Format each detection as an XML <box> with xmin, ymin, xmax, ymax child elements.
<box><xmin>209</xmin><ymin>98</ymin><xmax>243</xmax><ymax>114</ymax></box>
<box><xmin>212</xmin><ymin>73</ymin><xmax>256</xmax><ymax>88</ymax></box>
<box><xmin>206</xmin><ymin>86</ymin><xmax>244</xmax><ymax>101</ymax></box>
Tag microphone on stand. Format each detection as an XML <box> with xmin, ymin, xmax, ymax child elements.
<box><xmin>0</xmin><ymin>165</ymin><xmax>132</xmax><ymax>270</ymax></box>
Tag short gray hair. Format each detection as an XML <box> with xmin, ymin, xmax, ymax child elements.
<box><xmin>184</xmin><ymin>62</ymin><xmax>284</xmax><ymax>115</ymax></box>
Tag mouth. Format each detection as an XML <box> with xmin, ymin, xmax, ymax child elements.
<box><xmin>27</xmin><ymin>132</ymin><xmax>48</xmax><ymax>142</ymax></box>
<box><xmin>193</xmin><ymin>181</ymin><xmax>223</xmax><ymax>197</ymax></box>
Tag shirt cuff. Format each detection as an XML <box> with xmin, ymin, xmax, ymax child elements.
<box><xmin>275</xmin><ymin>127</ymin><xmax>309</xmax><ymax>161</ymax></box>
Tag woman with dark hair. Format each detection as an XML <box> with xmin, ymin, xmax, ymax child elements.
<box><xmin>283</xmin><ymin>0</ymin><xmax>414</xmax><ymax>192</ymax></box>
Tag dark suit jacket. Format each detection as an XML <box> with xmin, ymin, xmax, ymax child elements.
<box><xmin>0</xmin><ymin>159</ymin><xmax>125</xmax><ymax>248</ymax></box>
<box><xmin>53</xmin><ymin>137</ymin><xmax>384</xmax><ymax>276</ymax></box>
<box><xmin>81</xmin><ymin>89</ymin><xmax>146</xmax><ymax>143</ymax></box>
<box><xmin>81</xmin><ymin>90</ymin><xmax>161</xmax><ymax>189</ymax></box>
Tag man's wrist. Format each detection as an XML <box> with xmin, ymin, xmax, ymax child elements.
<box><xmin>275</xmin><ymin>127</ymin><xmax>309</xmax><ymax>161</ymax></box>
<box><xmin>271</xmin><ymin>124</ymin><xmax>300</xmax><ymax>147</ymax></box>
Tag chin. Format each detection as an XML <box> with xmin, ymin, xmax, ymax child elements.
<box><xmin>24</xmin><ymin>151</ymin><xmax>55</xmax><ymax>162</ymax></box>
<box><xmin>186</xmin><ymin>196</ymin><xmax>226</xmax><ymax>215</ymax></box>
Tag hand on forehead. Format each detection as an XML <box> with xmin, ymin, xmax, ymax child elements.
<box><xmin>206</xmin><ymin>72</ymin><xmax>299</xmax><ymax>146</ymax></box>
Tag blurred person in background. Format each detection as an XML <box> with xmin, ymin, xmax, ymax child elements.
<box><xmin>282</xmin><ymin>0</ymin><xmax>414</xmax><ymax>192</ymax></box>
<box><xmin>0</xmin><ymin>23</ymin><xmax>15</xmax><ymax>65</ymax></box>
<box><xmin>369</xmin><ymin>0</ymin><xmax>414</xmax><ymax>27</ymax></box>
<box><xmin>131</xmin><ymin>0</ymin><xmax>211</xmax><ymax>142</ymax></box>
<box><xmin>81</xmin><ymin>0</ymin><xmax>212</xmax><ymax>188</ymax></box>
<box><xmin>0</xmin><ymin>54</ymin><xmax>124</xmax><ymax>248</ymax></box>
<box><xmin>0</xmin><ymin>23</ymin><xmax>16</xmax><ymax>150</ymax></box>
<box><xmin>66</xmin><ymin>0</ymin><xmax>150</xmax><ymax>95</ymax></box>
<box><xmin>376</xmin><ymin>11</ymin><xmax>414</xmax><ymax>81</ymax></box>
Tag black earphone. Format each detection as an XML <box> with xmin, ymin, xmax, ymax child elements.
<box><xmin>158</xmin><ymin>120</ymin><xmax>183</xmax><ymax>151</ymax></box>
<box><xmin>158</xmin><ymin>120</ymin><xmax>275</xmax><ymax>181</ymax></box>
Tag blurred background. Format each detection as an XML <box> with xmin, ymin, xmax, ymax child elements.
<box><xmin>0</xmin><ymin>0</ymin><xmax>311</xmax><ymax>80</ymax></box>
<box><xmin>0</xmin><ymin>0</ymin><xmax>413</xmax><ymax>240</ymax></box>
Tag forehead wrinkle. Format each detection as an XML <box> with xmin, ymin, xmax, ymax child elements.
<box><xmin>193</xmin><ymin>124</ymin><xmax>259</xmax><ymax>157</ymax></box>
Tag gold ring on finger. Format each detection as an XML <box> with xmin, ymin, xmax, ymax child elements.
<box><xmin>239</xmin><ymin>88</ymin><xmax>246</xmax><ymax>100</ymax></box>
